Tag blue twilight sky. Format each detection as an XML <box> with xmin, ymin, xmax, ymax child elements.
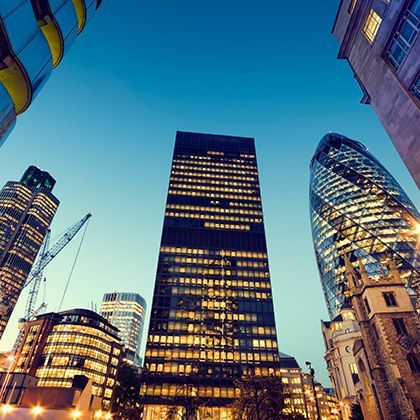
<box><xmin>0</xmin><ymin>1</ymin><xmax>418</xmax><ymax>385</ymax></box>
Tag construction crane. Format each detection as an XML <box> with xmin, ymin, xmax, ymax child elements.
<box><xmin>9</xmin><ymin>213</ymin><xmax>91</xmax><ymax>352</ymax></box>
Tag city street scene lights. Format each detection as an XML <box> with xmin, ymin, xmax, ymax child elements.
<box><xmin>31</xmin><ymin>406</ymin><xmax>44</xmax><ymax>416</ymax></box>
<box><xmin>70</xmin><ymin>408</ymin><xmax>82</xmax><ymax>419</ymax></box>
<box><xmin>0</xmin><ymin>404</ymin><xmax>14</xmax><ymax>415</ymax></box>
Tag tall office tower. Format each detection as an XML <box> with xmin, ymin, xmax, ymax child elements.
<box><xmin>0</xmin><ymin>166</ymin><xmax>59</xmax><ymax>339</ymax></box>
<box><xmin>0</xmin><ymin>0</ymin><xmax>103</xmax><ymax>147</ymax></box>
<box><xmin>100</xmin><ymin>292</ymin><xmax>147</xmax><ymax>367</ymax></box>
<box><xmin>141</xmin><ymin>131</ymin><xmax>281</xmax><ymax>418</ymax></box>
<box><xmin>310</xmin><ymin>133</ymin><xmax>419</xmax><ymax>318</ymax></box>
<box><xmin>332</xmin><ymin>0</ymin><xmax>420</xmax><ymax>187</ymax></box>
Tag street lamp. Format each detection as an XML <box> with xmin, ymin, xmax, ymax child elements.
<box><xmin>31</xmin><ymin>406</ymin><xmax>44</xmax><ymax>416</ymax></box>
<box><xmin>70</xmin><ymin>408</ymin><xmax>82</xmax><ymax>419</ymax></box>
<box><xmin>1</xmin><ymin>404</ymin><xmax>14</xmax><ymax>414</ymax></box>
<box><xmin>305</xmin><ymin>361</ymin><xmax>321</xmax><ymax>420</ymax></box>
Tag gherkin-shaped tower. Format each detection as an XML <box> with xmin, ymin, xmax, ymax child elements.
<box><xmin>310</xmin><ymin>133</ymin><xmax>419</xmax><ymax>318</ymax></box>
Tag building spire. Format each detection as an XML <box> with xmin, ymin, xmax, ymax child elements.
<box><xmin>387</xmin><ymin>257</ymin><xmax>403</xmax><ymax>284</ymax></box>
<box><xmin>344</xmin><ymin>254</ymin><xmax>358</xmax><ymax>290</ymax></box>
<box><xmin>357</xmin><ymin>258</ymin><xmax>370</xmax><ymax>285</ymax></box>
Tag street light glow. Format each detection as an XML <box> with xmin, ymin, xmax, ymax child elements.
<box><xmin>31</xmin><ymin>406</ymin><xmax>44</xmax><ymax>415</ymax></box>
<box><xmin>1</xmin><ymin>404</ymin><xmax>14</xmax><ymax>414</ymax></box>
<box><xmin>94</xmin><ymin>410</ymin><xmax>103</xmax><ymax>418</ymax></box>
<box><xmin>70</xmin><ymin>409</ymin><xmax>82</xmax><ymax>419</ymax></box>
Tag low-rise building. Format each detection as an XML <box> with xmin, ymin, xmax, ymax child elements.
<box><xmin>279</xmin><ymin>352</ymin><xmax>341</xmax><ymax>419</ymax></box>
<box><xmin>322</xmin><ymin>302</ymin><xmax>362</xmax><ymax>419</ymax></box>
<box><xmin>13</xmin><ymin>309</ymin><xmax>122</xmax><ymax>409</ymax></box>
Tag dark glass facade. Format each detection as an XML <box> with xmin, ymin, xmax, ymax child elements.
<box><xmin>0</xmin><ymin>166</ymin><xmax>59</xmax><ymax>339</ymax></box>
<box><xmin>141</xmin><ymin>131</ymin><xmax>280</xmax><ymax>418</ymax></box>
<box><xmin>310</xmin><ymin>133</ymin><xmax>419</xmax><ymax>318</ymax></box>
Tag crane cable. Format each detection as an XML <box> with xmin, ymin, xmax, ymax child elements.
<box><xmin>58</xmin><ymin>218</ymin><xmax>90</xmax><ymax>312</ymax></box>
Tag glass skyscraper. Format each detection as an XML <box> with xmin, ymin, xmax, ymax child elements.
<box><xmin>101</xmin><ymin>292</ymin><xmax>147</xmax><ymax>367</ymax></box>
<box><xmin>0</xmin><ymin>0</ymin><xmax>103</xmax><ymax>147</ymax></box>
<box><xmin>310</xmin><ymin>133</ymin><xmax>419</xmax><ymax>318</ymax></box>
<box><xmin>0</xmin><ymin>166</ymin><xmax>59</xmax><ymax>339</ymax></box>
<box><xmin>141</xmin><ymin>131</ymin><xmax>280</xmax><ymax>418</ymax></box>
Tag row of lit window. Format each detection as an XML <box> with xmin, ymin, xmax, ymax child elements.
<box><xmin>166</xmin><ymin>322</ymin><xmax>276</xmax><ymax>336</ymax></box>
<box><xmin>145</xmin><ymin>348</ymin><xmax>278</xmax><ymax>363</ymax></box>
<box><xmin>37</xmin><ymin>367</ymin><xmax>107</xmax><ymax>386</ymax></box>
<box><xmin>169</xmin><ymin>176</ymin><xmax>257</xmax><ymax>188</ymax></box>
<box><xmin>169</xmin><ymin>310</ymin><xmax>261</xmax><ymax>323</ymax></box>
<box><xmin>204</xmin><ymin>222</ymin><xmax>251</xmax><ymax>231</ymax></box>
<box><xmin>169</xmin><ymin>287</ymin><xmax>270</xmax><ymax>300</ymax></box>
<box><xmin>173</xmin><ymin>158</ymin><xmax>257</xmax><ymax>170</ymax></box>
<box><xmin>176</xmin><ymin>153</ymin><xmax>253</xmax><ymax>163</ymax></box>
<box><xmin>53</xmin><ymin>324</ymin><xmax>120</xmax><ymax>344</ymax></box>
<box><xmin>169</xmin><ymin>189</ymin><xmax>261</xmax><ymax>202</ymax></box>
<box><xmin>167</xmin><ymin>266</ymin><xmax>269</xmax><ymax>278</ymax></box>
<box><xmin>171</xmin><ymin>170</ymin><xmax>256</xmax><ymax>182</ymax></box>
<box><xmin>169</xmin><ymin>182</ymin><xmax>257</xmax><ymax>195</ymax></box>
<box><xmin>165</xmin><ymin>211</ymin><xmax>261</xmax><ymax>224</ymax></box>
<box><xmin>142</xmin><ymin>383</ymin><xmax>238</xmax><ymax>399</ymax></box>
<box><xmin>172</xmin><ymin>164</ymin><xmax>257</xmax><ymax>176</ymax></box>
<box><xmin>160</xmin><ymin>247</ymin><xmax>267</xmax><ymax>259</ymax></box>
<box><xmin>165</xmin><ymin>256</ymin><xmax>266</xmax><ymax>268</ymax></box>
<box><xmin>130</xmin><ymin>276</ymin><xmax>272</xmax><ymax>292</ymax></box>
<box><xmin>166</xmin><ymin>204</ymin><xmax>262</xmax><ymax>216</ymax></box>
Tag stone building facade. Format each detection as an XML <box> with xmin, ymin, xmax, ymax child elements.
<box><xmin>333</xmin><ymin>0</ymin><xmax>420</xmax><ymax>187</ymax></box>
<box><xmin>322</xmin><ymin>303</ymin><xmax>362</xmax><ymax>420</ymax></box>
<box><xmin>345</xmin><ymin>256</ymin><xmax>420</xmax><ymax>419</ymax></box>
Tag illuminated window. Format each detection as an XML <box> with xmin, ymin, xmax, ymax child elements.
<box><xmin>349</xmin><ymin>0</ymin><xmax>358</xmax><ymax>14</ymax></box>
<box><xmin>362</xmin><ymin>9</ymin><xmax>382</xmax><ymax>43</ymax></box>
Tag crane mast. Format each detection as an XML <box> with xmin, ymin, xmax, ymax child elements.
<box><xmin>8</xmin><ymin>213</ymin><xmax>91</xmax><ymax>352</ymax></box>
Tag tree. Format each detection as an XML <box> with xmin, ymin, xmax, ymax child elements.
<box><xmin>350</xmin><ymin>401</ymin><xmax>364</xmax><ymax>420</ymax></box>
<box><xmin>231</xmin><ymin>376</ymin><xmax>285</xmax><ymax>420</ymax></box>
<box><xmin>111</xmin><ymin>362</ymin><xmax>143</xmax><ymax>419</ymax></box>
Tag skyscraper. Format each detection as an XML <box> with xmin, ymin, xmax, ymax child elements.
<box><xmin>0</xmin><ymin>0</ymin><xmax>103</xmax><ymax>147</ymax></box>
<box><xmin>141</xmin><ymin>131</ymin><xmax>281</xmax><ymax>418</ymax></box>
<box><xmin>332</xmin><ymin>0</ymin><xmax>420</xmax><ymax>187</ymax></box>
<box><xmin>100</xmin><ymin>292</ymin><xmax>147</xmax><ymax>367</ymax></box>
<box><xmin>0</xmin><ymin>166</ymin><xmax>59</xmax><ymax>339</ymax></box>
<box><xmin>310</xmin><ymin>133</ymin><xmax>419</xmax><ymax>318</ymax></box>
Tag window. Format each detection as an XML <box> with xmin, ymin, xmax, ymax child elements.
<box><xmin>411</xmin><ymin>74</ymin><xmax>420</xmax><ymax>101</ymax></box>
<box><xmin>349</xmin><ymin>363</ymin><xmax>358</xmax><ymax>374</ymax></box>
<box><xmin>349</xmin><ymin>0</ymin><xmax>358</xmax><ymax>14</ymax></box>
<box><xmin>363</xmin><ymin>9</ymin><xmax>382</xmax><ymax>43</ymax></box>
<box><xmin>364</xmin><ymin>297</ymin><xmax>371</xmax><ymax>313</ymax></box>
<box><xmin>393</xmin><ymin>318</ymin><xmax>407</xmax><ymax>335</ymax></box>
<box><xmin>407</xmin><ymin>353</ymin><xmax>420</xmax><ymax>372</ymax></box>
<box><xmin>383</xmin><ymin>292</ymin><xmax>398</xmax><ymax>307</ymax></box>
<box><xmin>386</xmin><ymin>0</ymin><xmax>420</xmax><ymax>70</ymax></box>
